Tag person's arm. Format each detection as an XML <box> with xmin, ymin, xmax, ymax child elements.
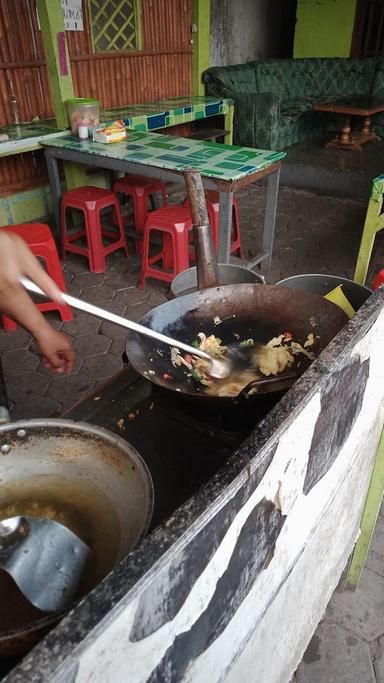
<box><xmin>0</xmin><ymin>231</ymin><xmax>75</xmax><ymax>374</ymax></box>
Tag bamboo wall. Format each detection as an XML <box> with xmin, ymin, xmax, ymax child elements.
<box><xmin>0</xmin><ymin>0</ymin><xmax>192</xmax><ymax>195</ymax></box>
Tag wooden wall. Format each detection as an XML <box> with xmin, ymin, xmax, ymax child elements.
<box><xmin>0</xmin><ymin>0</ymin><xmax>192</xmax><ymax>195</ymax></box>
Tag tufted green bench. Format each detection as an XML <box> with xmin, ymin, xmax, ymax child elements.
<box><xmin>204</xmin><ymin>57</ymin><xmax>384</xmax><ymax>150</ymax></box>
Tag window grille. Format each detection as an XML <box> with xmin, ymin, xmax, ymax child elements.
<box><xmin>88</xmin><ymin>0</ymin><xmax>141</xmax><ymax>53</ymax></box>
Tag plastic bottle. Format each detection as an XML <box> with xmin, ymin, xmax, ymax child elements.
<box><xmin>78</xmin><ymin>124</ymin><xmax>88</xmax><ymax>140</ymax></box>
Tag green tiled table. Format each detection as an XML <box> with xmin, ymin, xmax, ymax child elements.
<box><xmin>0</xmin><ymin>121</ymin><xmax>67</xmax><ymax>158</ymax></box>
<box><xmin>43</xmin><ymin>130</ymin><xmax>285</xmax><ymax>268</ymax></box>
<box><xmin>101</xmin><ymin>96</ymin><xmax>233</xmax><ymax>143</ymax></box>
<box><xmin>0</xmin><ymin>97</ymin><xmax>232</xmax><ymax>160</ymax></box>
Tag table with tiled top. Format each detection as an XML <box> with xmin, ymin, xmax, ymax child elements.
<box><xmin>0</xmin><ymin>121</ymin><xmax>67</xmax><ymax>157</ymax></box>
<box><xmin>0</xmin><ymin>97</ymin><xmax>233</xmax><ymax>159</ymax></box>
<box><xmin>43</xmin><ymin>130</ymin><xmax>286</xmax><ymax>267</ymax></box>
<box><xmin>101</xmin><ymin>95</ymin><xmax>233</xmax><ymax>142</ymax></box>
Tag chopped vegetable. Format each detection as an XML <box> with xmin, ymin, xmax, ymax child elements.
<box><xmin>167</xmin><ymin>327</ymin><xmax>318</xmax><ymax>395</ymax></box>
<box><xmin>304</xmin><ymin>333</ymin><xmax>315</xmax><ymax>348</ymax></box>
<box><xmin>239</xmin><ymin>339</ymin><xmax>254</xmax><ymax>347</ymax></box>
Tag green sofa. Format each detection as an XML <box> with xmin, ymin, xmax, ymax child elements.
<box><xmin>203</xmin><ymin>58</ymin><xmax>384</xmax><ymax>149</ymax></box>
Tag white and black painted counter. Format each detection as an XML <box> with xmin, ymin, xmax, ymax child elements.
<box><xmin>7</xmin><ymin>289</ymin><xmax>384</xmax><ymax>683</ymax></box>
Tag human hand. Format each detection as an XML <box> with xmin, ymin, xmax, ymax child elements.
<box><xmin>0</xmin><ymin>231</ymin><xmax>64</xmax><ymax>302</ymax></box>
<box><xmin>34</xmin><ymin>326</ymin><xmax>75</xmax><ymax>374</ymax></box>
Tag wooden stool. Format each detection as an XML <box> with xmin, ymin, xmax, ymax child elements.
<box><xmin>354</xmin><ymin>173</ymin><xmax>384</xmax><ymax>285</ymax></box>
<box><xmin>1</xmin><ymin>223</ymin><xmax>73</xmax><ymax>331</ymax></box>
<box><xmin>139</xmin><ymin>206</ymin><xmax>193</xmax><ymax>288</ymax></box>
<box><xmin>61</xmin><ymin>186</ymin><xmax>128</xmax><ymax>273</ymax></box>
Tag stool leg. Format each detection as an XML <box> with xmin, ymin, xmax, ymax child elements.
<box><xmin>2</xmin><ymin>316</ymin><xmax>18</xmax><ymax>331</ymax></box>
<box><xmin>35</xmin><ymin>247</ymin><xmax>73</xmax><ymax>323</ymax></box>
<box><xmin>174</xmin><ymin>230</ymin><xmax>190</xmax><ymax>273</ymax></box>
<box><xmin>207</xmin><ymin>204</ymin><xmax>220</xmax><ymax>252</ymax></box>
<box><xmin>114</xmin><ymin>203</ymin><xmax>129</xmax><ymax>260</ymax></box>
<box><xmin>133</xmin><ymin>191</ymin><xmax>147</xmax><ymax>254</ymax></box>
<box><xmin>61</xmin><ymin>204</ymin><xmax>68</xmax><ymax>261</ymax></box>
<box><xmin>85</xmin><ymin>209</ymin><xmax>106</xmax><ymax>273</ymax></box>
<box><xmin>163</xmin><ymin>234</ymin><xmax>174</xmax><ymax>270</ymax></box>
<box><xmin>161</xmin><ymin>188</ymin><xmax>168</xmax><ymax>208</ymax></box>
<box><xmin>231</xmin><ymin>201</ymin><xmax>243</xmax><ymax>257</ymax></box>
<box><xmin>354</xmin><ymin>198</ymin><xmax>383</xmax><ymax>285</ymax></box>
<box><xmin>139</xmin><ymin>224</ymin><xmax>152</xmax><ymax>289</ymax></box>
<box><xmin>134</xmin><ymin>189</ymin><xmax>148</xmax><ymax>232</ymax></box>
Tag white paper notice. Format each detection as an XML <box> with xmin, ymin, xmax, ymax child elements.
<box><xmin>62</xmin><ymin>0</ymin><xmax>83</xmax><ymax>31</ymax></box>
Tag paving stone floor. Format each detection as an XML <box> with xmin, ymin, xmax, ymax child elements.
<box><xmin>1</xmin><ymin>182</ymin><xmax>371</xmax><ymax>420</ymax></box>
<box><xmin>2</xmin><ymin>181</ymin><xmax>384</xmax><ymax>681</ymax></box>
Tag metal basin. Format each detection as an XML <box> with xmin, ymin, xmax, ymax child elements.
<box><xmin>170</xmin><ymin>264</ymin><xmax>264</xmax><ymax>297</ymax></box>
<box><xmin>0</xmin><ymin>419</ymin><xmax>153</xmax><ymax>656</ymax></box>
<box><xmin>276</xmin><ymin>274</ymin><xmax>371</xmax><ymax>311</ymax></box>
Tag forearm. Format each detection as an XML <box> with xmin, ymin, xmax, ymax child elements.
<box><xmin>0</xmin><ymin>282</ymin><xmax>51</xmax><ymax>340</ymax></box>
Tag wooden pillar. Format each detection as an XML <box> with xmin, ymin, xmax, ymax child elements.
<box><xmin>36</xmin><ymin>0</ymin><xmax>87</xmax><ymax>188</ymax></box>
<box><xmin>192</xmin><ymin>0</ymin><xmax>210</xmax><ymax>96</ymax></box>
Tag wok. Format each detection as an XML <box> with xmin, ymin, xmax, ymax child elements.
<box><xmin>0</xmin><ymin>419</ymin><xmax>153</xmax><ymax>657</ymax></box>
<box><xmin>125</xmin><ymin>283</ymin><xmax>348</xmax><ymax>398</ymax></box>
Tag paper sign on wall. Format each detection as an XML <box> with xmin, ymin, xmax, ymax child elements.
<box><xmin>61</xmin><ymin>0</ymin><xmax>83</xmax><ymax>31</ymax></box>
<box><xmin>36</xmin><ymin>0</ymin><xmax>83</xmax><ymax>31</ymax></box>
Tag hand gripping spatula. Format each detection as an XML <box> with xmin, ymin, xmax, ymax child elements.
<box><xmin>0</xmin><ymin>515</ymin><xmax>90</xmax><ymax>612</ymax></box>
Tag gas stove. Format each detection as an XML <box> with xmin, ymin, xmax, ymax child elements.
<box><xmin>63</xmin><ymin>364</ymin><xmax>281</xmax><ymax>530</ymax></box>
<box><xmin>0</xmin><ymin>364</ymin><xmax>282</xmax><ymax>679</ymax></box>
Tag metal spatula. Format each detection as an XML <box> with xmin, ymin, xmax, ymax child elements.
<box><xmin>20</xmin><ymin>278</ymin><xmax>285</xmax><ymax>386</ymax></box>
<box><xmin>0</xmin><ymin>515</ymin><xmax>90</xmax><ymax>612</ymax></box>
<box><xmin>20</xmin><ymin>277</ymin><xmax>232</xmax><ymax>379</ymax></box>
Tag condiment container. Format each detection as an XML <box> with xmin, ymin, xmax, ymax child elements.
<box><xmin>66</xmin><ymin>98</ymin><xmax>99</xmax><ymax>135</ymax></box>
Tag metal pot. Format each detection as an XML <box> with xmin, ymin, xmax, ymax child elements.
<box><xmin>0</xmin><ymin>419</ymin><xmax>153</xmax><ymax>657</ymax></box>
<box><xmin>170</xmin><ymin>263</ymin><xmax>265</xmax><ymax>297</ymax></box>
<box><xmin>276</xmin><ymin>274</ymin><xmax>371</xmax><ymax>311</ymax></box>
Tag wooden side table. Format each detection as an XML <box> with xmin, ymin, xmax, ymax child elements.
<box><xmin>314</xmin><ymin>95</ymin><xmax>384</xmax><ymax>151</ymax></box>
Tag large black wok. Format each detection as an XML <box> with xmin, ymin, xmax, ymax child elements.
<box><xmin>126</xmin><ymin>283</ymin><xmax>348</xmax><ymax>398</ymax></box>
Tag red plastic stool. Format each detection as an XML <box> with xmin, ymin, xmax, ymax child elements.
<box><xmin>113</xmin><ymin>174</ymin><xmax>168</xmax><ymax>253</ymax></box>
<box><xmin>61</xmin><ymin>186</ymin><xmax>128</xmax><ymax>273</ymax></box>
<box><xmin>183</xmin><ymin>190</ymin><xmax>243</xmax><ymax>256</ymax></box>
<box><xmin>373</xmin><ymin>270</ymin><xmax>384</xmax><ymax>290</ymax></box>
<box><xmin>139</xmin><ymin>206</ymin><xmax>193</xmax><ymax>288</ymax></box>
<box><xmin>1</xmin><ymin>223</ymin><xmax>73</xmax><ymax>331</ymax></box>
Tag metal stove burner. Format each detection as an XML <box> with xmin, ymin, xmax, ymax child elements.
<box><xmin>64</xmin><ymin>365</ymin><xmax>283</xmax><ymax>531</ymax></box>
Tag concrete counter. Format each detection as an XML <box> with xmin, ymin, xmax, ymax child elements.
<box><xmin>6</xmin><ymin>288</ymin><xmax>384</xmax><ymax>683</ymax></box>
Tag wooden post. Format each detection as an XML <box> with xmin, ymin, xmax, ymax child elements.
<box><xmin>191</xmin><ymin>0</ymin><xmax>210</xmax><ymax>96</ymax></box>
<box><xmin>36</xmin><ymin>0</ymin><xmax>87</xmax><ymax>189</ymax></box>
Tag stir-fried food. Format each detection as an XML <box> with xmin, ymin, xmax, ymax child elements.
<box><xmin>170</xmin><ymin>330</ymin><xmax>316</xmax><ymax>396</ymax></box>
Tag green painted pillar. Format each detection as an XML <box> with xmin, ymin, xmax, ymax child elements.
<box><xmin>192</xmin><ymin>0</ymin><xmax>210</xmax><ymax>96</ymax></box>
<box><xmin>344</xmin><ymin>426</ymin><xmax>384</xmax><ymax>589</ymax></box>
<box><xmin>36</xmin><ymin>0</ymin><xmax>87</xmax><ymax>189</ymax></box>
